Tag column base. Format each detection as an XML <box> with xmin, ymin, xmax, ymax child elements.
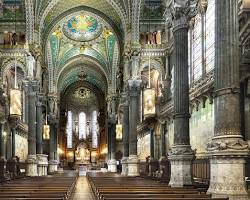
<box><xmin>168</xmin><ymin>145</ymin><xmax>195</xmax><ymax>187</ymax></box>
<box><xmin>37</xmin><ymin>154</ymin><xmax>48</xmax><ymax>176</ymax></box>
<box><xmin>48</xmin><ymin>160</ymin><xmax>58</xmax><ymax>173</ymax></box>
<box><xmin>207</xmin><ymin>136</ymin><xmax>250</xmax><ymax>200</ymax></box>
<box><xmin>121</xmin><ymin>157</ymin><xmax>128</xmax><ymax>176</ymax></box>
<box><xmin>148</xmin><ymin>157</ymin><xmax>158</xmax><ymax>177</ymax></box>
<box><xmin>26</xmin><ymin>155</ymin><xmax>38</xmax><ymax>177</ymax></box>
<box><xmin>107</xmin><ymin>159</ymin><xmax>117</xmax><ymax>172</ymax></box>
<box><xmin>127</xmin><ymin>155</ymin><xmax>140</xmax><ymax>177</ymax></box>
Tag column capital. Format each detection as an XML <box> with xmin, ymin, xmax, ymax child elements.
<box><xmin>121</xmin><ymin>92</ymin><xmax>129</xmax><ymax>107</ymax></box>
<box><xmin>28</xmin><ymin>80</ymin><xmax>39</xmax><ymax>96</ymax></box>
<box><xmin>36</xmin><ymin>93</ymin><xmax>45</xmax><ymax>107</ymax></box>
<box><xmin>127</xmin><ymin>79</ymin><xmax>142</xmax><ymax>97</ymax></box>
<box><xmin>165</xmin><ymin>0</ymin><xmax>198</xmax><ymax>31</ymax></box>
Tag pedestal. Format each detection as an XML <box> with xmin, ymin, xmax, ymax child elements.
<box><xmin>207</xmin><ymin>156</ymin><xmax>249</xmax><ymax>200</ymax></box>
<box><xmin>37</xmin><ymin>154</ymin><xmax>48</xmax><ymax>176</ymax></box>
<box><xmin>26</xmin><ymin>155</ymin><xmax>38</xmax><ymax>177</ymax></box>
<box><xmin>127</xmin><ymin>155</ymin><xmax>140</xmax><ymax>177</ymax></box>
<box><xmin>8</xmin><ymin>157</ymin><xmax>17</xmax><ymax>178</ymax></box>
<box><xmin>107</xmin><ymin>159</ymin><xmax>117</xmax><ymax>172</ymax></box>
<box><xmin>121</xmin><ymin>157</ymin><xmax>128</xmax><ymax>176</ymax></box>
<box><xmin>148</xmin><ymin>158</ymin><xmax>158</xmax><ymax>177</ymax></box>
<box><xmin>168</xmin><ymin>145</ymin><xmax>194</xmax><ymax>187</ymax></box>
<box><xmin>48</xmin><ymin>160</ymin><xmax>58</xmax><ymax>173</ymax></box>
<box><xmin>0</xmin><ymin>157</ymin><xmax>6</xmax><ymax>181</ymax></box>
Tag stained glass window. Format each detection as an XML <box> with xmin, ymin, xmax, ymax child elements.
<box><xmin>192</xmin><ymin>14</ymin><xmax>202</xmax><ymax>81</ymax></box>
<box><xmin>67</xmin><ymin>111</ymin><xmax>73</xmax><ymax>148</ymax></box>
<box><xmin>91</xmin><ymin>110</ymin><xmax>98</xmax><ymax>148</ymax></box>
<box><xmin>205</xmin><ymin>0</ymin><xmax>215</xmax><ymax>72</ymax></box>
<box><xmin>79</xmin><ymin>112</ymin><xmax>86</xmax><ymax>139</ymax></box>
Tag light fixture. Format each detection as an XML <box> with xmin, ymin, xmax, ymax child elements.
<box><xmin>43</xmin><ymin>103</ymin><xmax>50</xmax><ymax>140</ymax></box>
<box><xmin>143</xmin><ymin>56</ymin><xmax>156</xmax><ymax>117</ymax></box>
<box><xmin>9</xmin><ymin>60</ymin><xmax>22</xmax><ymax>117</ymax></box>
<box><xmin>116</xmin><ymin>115</ymin><xmax>122</xmax><ymax>141</ymax></box>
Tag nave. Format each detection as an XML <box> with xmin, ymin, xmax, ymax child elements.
<box><xmin>1</xmin><ymin>0</ymin><xmax>250</xmax><ymax>200</ymax></box>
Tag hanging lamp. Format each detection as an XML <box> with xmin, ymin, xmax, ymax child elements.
<box><xmin>10</xmin><ymin>0</ymin><xmax>22</xmax><ymax>117</ymax></box>
<box><xmin>43</xmin><ymin>102</ymin><xmax>50</xmax><ymax>140</ymax></box>
<box><xmin>116</xmin><ymin>114</ymin><xmax>122</xmax><ymax>141</ymax></box>
<box><xmin>143</xmin><ymin>56</ymin><xmax>156</xmax><ymax>117</ymax></box>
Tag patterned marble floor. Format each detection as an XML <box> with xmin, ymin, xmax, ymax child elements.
<box><xmin>72</xmin><ymin>177</ymin><xmax>95</xmax><ymax>200</ymax></box>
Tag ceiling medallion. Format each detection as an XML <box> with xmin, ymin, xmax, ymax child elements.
<box><xmin>63</xmin><ymin>14</ymin><xmax>103</xmax><ymax>42</ymax></box>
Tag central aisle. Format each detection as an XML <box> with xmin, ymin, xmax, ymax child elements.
<box><xmin>72</xmin><ymin>176</ymin><xmax>94</xmax><ymax>200</ymax></box>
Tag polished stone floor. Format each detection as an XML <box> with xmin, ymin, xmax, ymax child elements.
<box><xmin>72</xmin><ymin>177</ymin><xmax>94</xmax><ymax>200</ymax></box>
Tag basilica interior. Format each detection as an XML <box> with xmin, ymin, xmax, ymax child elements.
<box><xmin>0</xmin><ymin>0</ymin><xmax>250</xmax><ymax>200</ymax></box>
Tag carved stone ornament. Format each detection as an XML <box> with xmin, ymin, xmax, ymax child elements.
<box><xmin>165</xmin><ymin>0</ymin><xmax>198</xmax><ymax>30</ymax></box>
<box><xmin>169</xmin><ymin>145</ymin><xmax>195</xmax><ymax>156</ymax></box>
<box><xmin>207</xmin><ymin>139</ymin><xmax>249</xmax><ymax>151</ymax></box>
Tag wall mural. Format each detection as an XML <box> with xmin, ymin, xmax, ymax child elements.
<box><xmin>15</xmin><ymin>133</ymin><xmax>28</xmax><ymax>162</ymax></box>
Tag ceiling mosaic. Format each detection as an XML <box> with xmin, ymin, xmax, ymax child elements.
<box><xmin>63</xmin><ymin>14</ymin><xmax>103</xmax><ymax>42</ymax></box>
<box><xmin>49</xmin><ymin>11</ymin><xmax>117</xmax><ymax>69</ymax></box>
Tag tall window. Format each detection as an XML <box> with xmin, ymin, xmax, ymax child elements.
<box><xmin>192</xmin><ymin>14</ymin><xmax>202</xmax><ymax>81</ymax></box>
<box><xmin>188</xmin><ymin>0</ymin><xmax>215</xmax><ymax>84</ymax></box>
<box><xmin>79</xmin><ymin>112</ymin><xmax>86</xmax><ymax>139</ymax></box>
<box><xmin>91</xmin><ymin>110</ymin><xmax>98</xmax><ymax>148</ymax></box>
<box><xmin>66</xmin><ymin>111</ymin><xmax>73</xmax><ymax>148</ymax></box>
<box><xmin>205</xmin><ymin>0</ymin><xmax>215</xmax><ymax>72</ymax></box>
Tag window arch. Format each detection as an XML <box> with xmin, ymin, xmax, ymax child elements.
<box><xmin>79</xmin><ymin>112</ymin><xmax>86</xmax><ymax>139</ymax></box>
<box><xmin>66</xmin><ymin>111</ymin><xmax>73</xmax><ymax>148</ymax></box>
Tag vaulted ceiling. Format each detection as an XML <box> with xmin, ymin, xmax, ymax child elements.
<box><xmin>39</xmin><ymin>1</ymin><xmax>125</xmax><ymax>107</ymax></box>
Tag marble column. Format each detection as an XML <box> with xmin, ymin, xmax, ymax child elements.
<box><xmin>127</xmin><ymin>79</ymin><xmax>141</xmax><ymax>176</ymax></box>
<box><xmin>121</xmin><ymin>93</ymin><xmax>129</xmax><ymax>176</ymax></box>
<box><xmin>166</xmin><ymin>1</ymin><xmax>195</xmax><ymax>187</ymax></box>
<box><xmin>0</xmin><ymin>123</ymin><xmax>6</xmax><ymax>181</ymax></box>
<box><xmin>206</xmin><ymin>1</ymin><xmax>249</xmax><ymax>199</ymax></box>
<box><xmin>48</xmin><ymin>115</ymin><xmax>58</xmax><ymax>173</ymax></box>
<box><xmin>159</xmin><ymin>121</ymin><xmax>167</xmax><ymax>174</ymax></box>
<box><xmin>148</xmin><ymin>128</ymin><xmax>158</xmax><ymax>176</ymax></box>
<box><xmin>36</xmin><ymin>94</ymin><xmax>48</xmax><ymax>176</ymax></box>
<box><xmin>26</xmin><ymin>81</ymin><xmax>38</xmax><ymax>176</ymax></box>
<box><xmin>107</xmin><ymin>114</ymin><xmax>117</xmax><ymax>172</ymax></box>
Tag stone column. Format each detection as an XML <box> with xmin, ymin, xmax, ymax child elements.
<box><xmin>127</xmin><ymin>79</ymin><xmax>141</xmax><ymax>176</ymax></box>
<box><xmin>107</xmin><ymin>113</ymin><xmax>117</xmax><ymax>173</ymax></box>
<box><xmin>148</xmin><ymin>128</ymin><xmax>158</xmax><ymax>176</ymax></box>
<box><xmin>159</xmin><ymin>121</ymin><xmax>168</xmax><ymax>173</ymax></box>
<box><xmin>166</xmin><ymin>1</ymin><xmax>196</xmax><ymax>187</ymax></box>
<box><xmin>26</xmin><ymin>80</ymin><xmax>38</xmax><ymax>176</ymax></box>
<box><xmin>206</xmin><ymin>1</ymin><xmax>249</xmax><ymax>199</ymax></box>
<box><xmin>0</xmin><ymin>123</ymin><xmax>6</xmax><ymax>181</ymax></box>
<box><xmin>36</xmin><ymin>94</ymin><xmax>43</xmax><ymax>154</ymax></box>
<box><xmin>48</xmin><ymin>115</ymin><xmax>58</xmax><ymax>173</ymax></box>
<box><xmin>121</xmin><ymin>93</ymin><xmax>129</xmax><ymax>176</ymax></box>
<box><xmin>36</xmin><ymin>94</ymin><xmax>48</xmax><ymax>176</ymax></box>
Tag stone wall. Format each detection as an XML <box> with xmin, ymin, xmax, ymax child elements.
<box><xmin>137</xmin><ymin>133</ymin><xmax>150</xmax><ymax>161</ymax></box>
<box><xmin>15</xmin><ymin>133</ymin><xmax>28</xmax><ymax>162</ymax></box>
<box><xmin>166</xmin><ymin>100</ymin><xmax>214</xmax><ymax>157</ymax></box>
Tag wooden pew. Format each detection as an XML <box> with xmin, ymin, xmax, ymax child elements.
<box><xmin>0</xmin><ymin>171</ymin><xmax>77</xmax><ymax>200</ymax></box>
<box><xmin>87</xmin><ymin>172</ymin><xmax>229</xmax><ymax>200</ymax></box>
